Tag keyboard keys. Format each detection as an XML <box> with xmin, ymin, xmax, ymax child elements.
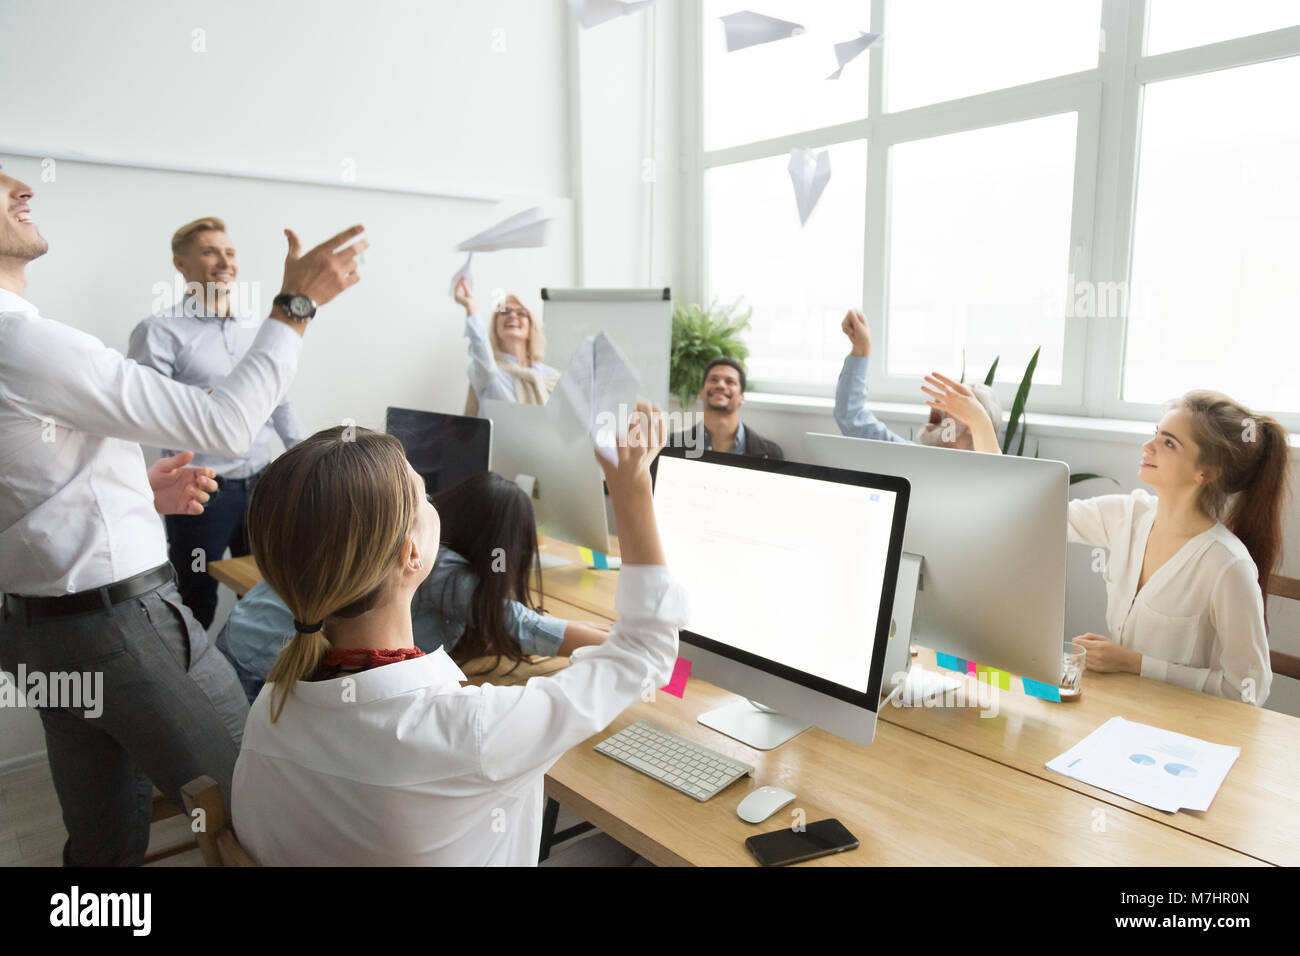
<box><xmin>594</xmin><ymin>720</ymin><xmax>756</xmax><ymax>802</ymax></box>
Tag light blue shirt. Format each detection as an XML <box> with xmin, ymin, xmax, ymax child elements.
<box><xmin>217</xmin><ymin>547</ymin><xmax>568</xmax><ymax>702</ymax></box>
<box><xmin>701</xmin><ymin>420</ymin><xmax>747</xmax><ymax>454</ymax></box>
<box><xmin>834</xmin><ymin>355</ymin><xmax>910</xmax><ymax>444</ymax></box>
<box><xmin>464</xmin><ymin>313</ymin><xmax>560</xmax><ymax>406</ymax></box>
<box><xmin>128</xmin><ymin>297</ymin><xmax>307</xmax><ymax>477</ymax></box>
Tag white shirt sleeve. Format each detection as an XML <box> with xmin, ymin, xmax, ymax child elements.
<box><xmin>1155</xmin><ymin>557</ymin><xmax>1271</xmax><ymax>707</ymax></box>
<box><xmin>9</xmin><ymin>315</ymin><xmax>302</xmax><ymax>458</ymax></box>
<box><xmin>475</xmin><ymin>565</ymin><xmax>688</xmax><ymax>783</ymax></box>
<box><xmin>1067</xmin><ymin>493</ymin><xmax>1134</xmax><ymax>549</ymax></box>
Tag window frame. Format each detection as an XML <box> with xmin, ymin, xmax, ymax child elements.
<box><xmin>684</xmin><ymin>0</ymin><xmax>1300</xmax><ymax>430</ymax></box>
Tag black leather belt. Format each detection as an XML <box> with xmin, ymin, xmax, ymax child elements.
<box><xmin>3</xmin><ymin>563</ymin><xmax>175</xmax><ymax>622</ymax></box>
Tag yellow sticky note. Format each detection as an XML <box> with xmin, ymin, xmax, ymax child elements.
<box><xmin>976</xmin><ymin>665</ymin><xmax>1012</xmax><ymax>691</ymax></box>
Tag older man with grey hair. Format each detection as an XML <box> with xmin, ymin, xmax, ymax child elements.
<box><xmin>834</xmin><ymin>309</ymin><xmax>1003</xmax><ymax>454</ymax></box>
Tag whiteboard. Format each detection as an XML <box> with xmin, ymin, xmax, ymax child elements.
<box><xmin>12</xmin><ymin>155</ymin><xmax>576</xmax><ymax>446</ymax></box>
<box><xmin>539</xmin><ymin>288</ymin><xmax>672</xmax><ymax>409</ymax></box>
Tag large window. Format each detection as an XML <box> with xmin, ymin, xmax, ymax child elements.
<box><xmin>691</xmin><ymin>0</ymin><xmax>1300</xmax><ymax>423</ymax></box>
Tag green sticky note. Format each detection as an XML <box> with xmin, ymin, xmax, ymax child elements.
<box><xmin>976</xmin><ymin>665</ymin><xmax>1011</xmax><ymax>691</ymax></box>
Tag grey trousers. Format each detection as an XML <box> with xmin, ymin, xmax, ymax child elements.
<box><xmin>0</xmin><ymin>577</ymin><xmax>249</xmax><ymax>866</ymax></box>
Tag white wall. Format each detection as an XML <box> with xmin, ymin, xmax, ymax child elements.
<box><xmin>0</xmin><ymin>0</ymin><xmax>578</xmax><ymax>765</ymax></box>
<box><xmin>574</xmin><ymin>0</ymin><xmax>681</xmax><ymax>288</ymax></box>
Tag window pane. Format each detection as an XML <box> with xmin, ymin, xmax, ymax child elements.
<box><xmin>1123</xmin><ymin>57</ymin><xmax>1300</xmax><ymax>413</ymax></box>
<box><xmin>705</xmin><ymin>141</ymin><xmax>867</xmax><ymax>387</ymax></box>
<box><xmin>886</xmin><ymin>113</ymin><xmax>1077</xmax><ymax>386</ymax></box>
<box><xmin>703</xmin><ymin>1</ymin><xmax>872</xmax><ymax>151</ymax></box>
<box><xmin>1147</xmin><ymin>0</ymin><xmax>1300</xmax><ymax>56</ymax></box>
<box><xmin>886</xmin><ymin>0</ymin><xmax>1101</xmax><ymax>112</ymax></box>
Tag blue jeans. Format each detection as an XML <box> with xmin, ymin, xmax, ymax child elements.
<box><xmin>165</xmin><ymin>472</ymin><xmax>258</xmax><ymax>629</ymax></box>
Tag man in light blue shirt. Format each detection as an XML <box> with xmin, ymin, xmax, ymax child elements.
<box><xmin>129</xmin><ymin>217</ymin><xmax>307</xmax><ymax>627</ymax></box>
<box><xmin>218</xmin><ymin>547</ymin><xmax>569</xmax><ymax>702</ymax></box>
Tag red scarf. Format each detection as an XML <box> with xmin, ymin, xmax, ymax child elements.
<box><xmin>322</xmin><ymin>647</ymin><xmax>425</xmax><ymax>672</ymax></box>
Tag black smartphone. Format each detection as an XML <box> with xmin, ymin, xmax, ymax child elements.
<box><xmin>745</xmin><ymin>818</ymin><xmax>859</xmax><ymax>866</ymax></box>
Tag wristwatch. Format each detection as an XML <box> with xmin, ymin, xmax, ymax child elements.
<box><xmin>273</xmin><ymin>293</ymin><xmax>317</xmax><ymax>321</ymax></box>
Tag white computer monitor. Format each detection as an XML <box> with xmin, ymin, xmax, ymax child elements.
<box><xmin>481</xmin><ymin>399</ymin><xmax>609</xmax><ymax>553</ymax></box>
<box><xmin>652</xmin><ymin>448</ymin><xmax>910</xmax><ymax>749</ymax></box>
<box><xmin>803</xmin><ymin>432</ymin><xmax>1068</xmax><ymax>687</ymax></box>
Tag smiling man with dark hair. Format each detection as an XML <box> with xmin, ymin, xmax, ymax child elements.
<box><xmin>670</xmin><ymin>356</ymin><xmax>784</xmax><ymax>460</ymax></box>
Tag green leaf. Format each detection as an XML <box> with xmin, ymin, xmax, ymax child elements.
<box><xmin>959</xmin><ymin>348</ymin><xmax>966</xmax><ymax>385</ymax></box>
<box><xmin>1001</xmin><ymin>347</ymin><xmax>1040</xmax><ymax>455</ymax></box>
<box><xmin>1069</xmin><ymin>473</ymin><xmax>1120</xmax><ymax>486</ymax></box>
<box><xmin>983</xmin><ymin>356</ymin><xmax>999</xmax><ymax>387</ymax></box>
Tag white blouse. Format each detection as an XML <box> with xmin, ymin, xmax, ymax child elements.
<box><xmin>232</xmin><ymin>565</ymin><xmax>687</xmax><ymax>866</ymax></box>
<box><xmin>1067</xmin><ymin>489</ymin><xmax>1271</xmax><ymax>706</ymax></box>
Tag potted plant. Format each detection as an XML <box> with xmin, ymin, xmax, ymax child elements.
<box><xmin>670</xmin><ymin>298</ymin><xmax>752</xmax><ymax>410</ymax></box>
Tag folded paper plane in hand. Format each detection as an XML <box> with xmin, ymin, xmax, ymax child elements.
<box><xmin>719</xmin><ymin>11</ymin><xmax>804</xmax><ymax>52</ymax></box>
<box><xmin>571</xmin><ymin>0</ymin><xmax>655</xmax><ymax>31</ymax></box>
<box><xmin>448</xmin><ymin>252</ymin><xmax>474</xmax><ymax>297</ymax></box>
<box><xmin>788</xmin><ymin>147</ymin><xmax>831</xmax><ymax>227</ymax></box>
<box><xmin>456</xmin><ymin>207</ymin><xmax>551</xmax><ymax>253</ymax></box>
<box><xmin>547</xmin><ymin>332</ymin><xmax>641</xmax><ymax>467</ymax></box>
<box><xmin>828</xmin><ymin>31</ymin><xmax>881</xmax><ymax>79</ymax></box>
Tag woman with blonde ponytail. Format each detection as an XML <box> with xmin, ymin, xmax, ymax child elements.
<box><xmin>1066</xmin><ymin>391</ymin><xmax>1291</xmax><ymax>706</ymax></box>
<box><xmin>232</xmin><ymin>406</ymin><xmax>685</xmax><ymax>865</ymax></box>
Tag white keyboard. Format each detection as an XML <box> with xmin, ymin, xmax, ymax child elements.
<box><xmin>595</xmin><ymin>720</ymin><xmax>754</xmax><ymax>801</ymax></box>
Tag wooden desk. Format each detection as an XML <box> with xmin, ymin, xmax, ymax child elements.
<box><xmin>881</xmin><ymin>648</ymin><xmax>1300</xmax><ymax>866</ymax></box>
<box><xmin>545</xmin><ymin>676</ymin><xmax>1258</xmax><ymax>866</ymax></box>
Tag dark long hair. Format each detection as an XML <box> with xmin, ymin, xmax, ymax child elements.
<box><xmin>431</xmin><ymin>472</ymin><xmax>545</xmax><ymax>671</ymax></box>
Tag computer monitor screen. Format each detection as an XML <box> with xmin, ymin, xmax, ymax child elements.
<box><xmin>385</xmin><ymin>407</ymin><xmax>491</xmax><ymax>494</ymax></box>
<box><xmin>653</xmin><ymin>449</ymin><xmax>909</xmax><ymax>707</ymax></box>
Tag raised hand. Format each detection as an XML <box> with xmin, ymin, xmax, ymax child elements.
<box><xmin>596</xmin><ymin>400</ymin><xmax>667</xmax><ymax>567</ymax></box>
<box><xmin>920</xmin><ymin>372</ymin><xmax>1001</xmax><ymax>454</ymax></box>
<box><xmin>148</xmin><ymin>450</ymin><xmax>217</xmax><ymax>516</ymax></box>
<box><xmin>453</xmin><ymin>276</ymin><xmax>476</xmax><ymax>317</ymax></box>
<box><xmin>279</xmin><ymin>224</ymin><xmax>368</xmax><ymax>313</ymax></box>
<box><xmin>841</xmin><ymin>309</ymin><xmax>871</xmax><ymax>358</ymax></box>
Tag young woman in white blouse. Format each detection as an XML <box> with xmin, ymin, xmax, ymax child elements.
<box><xmin>231</xmin><ymin>403</ymin><xmax>685</xmax><ymax>865</ymax></box>
<box><xmin>452</xmin><ymin>276</ymin><xmax>559</xmax><ymax>416</ymax></box>
<box><xmin>1067</xmin><ymin>390</ymin><xmax>1290</xmax><ymax>706</ymax></box>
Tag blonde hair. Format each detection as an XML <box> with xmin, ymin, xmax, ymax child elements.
<box><xmin>171</xmin><ymin>216</ymin><xmax>228</xmax><ymax>256</ymax></box>
<box><xmin>489</xmin><ymin>293</ymin><xmax>547</xmax><ymax>364</ymax></box>
<box><xmin>1178</xmin><ymin>390</ymin><xmax>1291</xmax><ymax>605</ymax></box>
<box><xmin>248</xmin><ymin>426</ymin><xmax>421</xmax><ymax>721</ymax></box>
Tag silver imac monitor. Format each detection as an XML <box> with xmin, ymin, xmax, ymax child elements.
<box><xmin>652</xmin><ymin>447</ymin><xmax>910</xmax><ymax>750</ymax></box>
<box><xmin>803</xmin><ymin>433</ymin><xmax>1068</xmax><ymax>687</ymax></box>
<box><xmin>480</xmin><ymin>399</ymin><xmax>609</xmax><ymax>553</ymax></box>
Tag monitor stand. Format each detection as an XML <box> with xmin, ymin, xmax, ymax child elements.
<box><xmin>879</xmin><ymin>552</ymin><xmax>963</xmax><ymax>705</ymax></box>
<box><xmin>698</xmin><ymin>700</ymin><xmax>809</xmax><ymax>751</ymax></box>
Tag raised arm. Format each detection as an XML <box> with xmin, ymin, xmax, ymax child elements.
<box><xmin>834</xmin><ymin>310</ymin><xmax>908</xmax><ymax>443</ymax></box>
<box><xmin>475</xmin><ymin>401</ymin><xmax>687</xmax><ymax>782</ymax></box>
<box><xmin>7</xmin><ymin>226</ymin><xmax>365</xmax><ymax>457</ymax></box>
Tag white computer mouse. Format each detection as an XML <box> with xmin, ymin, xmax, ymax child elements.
<box><xmin>736</xmin><ymin>786</ymin><xmax>797</xmax><ymax>824</ymax></box>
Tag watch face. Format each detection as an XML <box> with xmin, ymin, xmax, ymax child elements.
<box><xmin>289</xmin><ymin>295</ymin><xmax>313</xmax><ymax>319</ymax></box>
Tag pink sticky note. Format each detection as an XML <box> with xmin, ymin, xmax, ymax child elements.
<box><xmin>660</xmin><ymin>658</ymin><xmax>691</xmax><ymax>698</ymax></box>
<box><xmin>967</xmin><ymin>660</ymin><xmax>978</xmax><ymax>676</ymax></box>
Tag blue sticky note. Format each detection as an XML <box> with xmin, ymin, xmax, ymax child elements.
<box><xmin>592</xmin><ymin>550</ymin><xmax>609</xmax><ymax>570</ymax></box>
<box><xmin>934</xmin><ymin>652</ymin><xmax>966</xmax><ymax>673</ymax></box>
<box><xmin>1022</xmin><ymin>677</ymin><xmax>1061</xmax><ymax>702</ymax></box>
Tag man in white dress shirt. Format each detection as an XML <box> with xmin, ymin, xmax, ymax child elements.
<box><xmin>129</xmin><ymin>217</ymin><xmax>307</xmax><ymax>628</ymax></box>
<box><xmin>0</xmin><ymin>162</ymin><xmax>366</xmax><ymax>865</ymax></box>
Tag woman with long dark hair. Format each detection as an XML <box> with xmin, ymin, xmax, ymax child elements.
<box><xmin>1067</xmin><ymin>390</ymin><xmax>1290</xmax><ymax>705</ymax></box>
<box><xmin>217</xmin><ymin>472</ymin><xmax>609</xmax><ymax>700</ymax></box>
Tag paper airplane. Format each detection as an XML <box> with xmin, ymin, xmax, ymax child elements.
<box><xmin>547</xmin><ymin>332</ymin><xmax>642</xmax><ymax>467</ymax></box>
<box><xmin>455</xmin><ymin>206</ymin><xmax>551</xmax><ymax>253</ymax></box>
<box><xmin>719</xmin><ymin>11</ymin><xmax>804</xmax><ymax>52</ymax></box>
<box><xmin>571</xmin><ymin>0</ymin><xmax>655</xmax><ymax>30</ymax></box>
<box><xmin>788</xmin><ymin>147</ymin><xmax>831</xmax><ymax>227</ymax></box>
<box><xmin>827</xmin><ymin>31</ymin><xmax>881</xmax><ymax>79</ymax></box>
<box><xmin>448</xmin><ymin>252</ymin><xmax>473</xmax><ymax>297</ymax></box>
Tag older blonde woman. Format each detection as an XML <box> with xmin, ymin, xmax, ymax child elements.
<box><xmin>453</xmin><ymin>277</ymin><xmax>559</xmax><ymax>416</ymax></box>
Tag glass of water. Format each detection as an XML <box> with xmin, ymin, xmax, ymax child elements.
<box><xmin>1060</xmin><ymin>641</ymin><xmax>1086</xmax><ymax>701</ymax></box>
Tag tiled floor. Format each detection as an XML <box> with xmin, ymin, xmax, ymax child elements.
<box><xmin>0</xmin><ymin>761</ymin><xmax>205</xmax><ymax>867</ymax></box>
